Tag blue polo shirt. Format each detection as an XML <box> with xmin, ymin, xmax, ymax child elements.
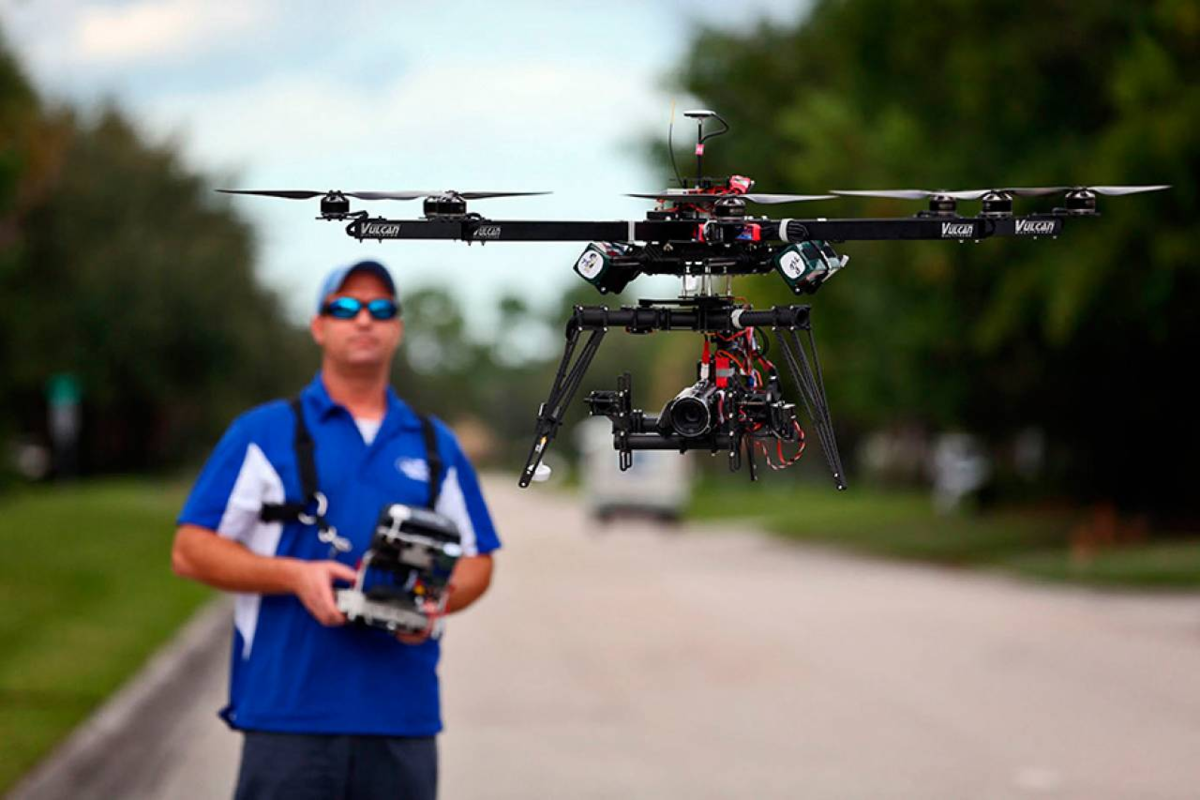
<box><xmin>178</xmin><ymin>373</ymin><xmax>500</xmax><ymax>735</ymax></box>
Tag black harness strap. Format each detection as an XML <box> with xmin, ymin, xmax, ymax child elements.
<box><xmin>418</xmin><ymin>412</ymin><xmax>444</xmax><ymax>510</ymax></box>
<box><xmin>291</xmin><ymin>397</ymin><xmax>319</xmax><ymax>500</ymax></box>
<box><xmin>260</xmin><ymin>398</ymin><xmax>320</xmax><ymax>522</ymax></box>
<box><xmin>260</xmin><ymin>398</ymin><xmax>444</xmax><ymax>526</ymax></box>
<box><xmin>260</xmin><ymin>398</ymin><xmax>331</xmax><ymax>531</ymax></box>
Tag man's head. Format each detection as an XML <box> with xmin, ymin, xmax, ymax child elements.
<box><xmin>311</xmin><ymin>260</ymin><xmax>403</xmax><ymax>372</ymax></box>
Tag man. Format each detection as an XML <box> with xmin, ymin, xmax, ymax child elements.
<box><xmin>172</xmin><ymin>259</ymin><xmax>499</xmax><ymax>800</ymax></box>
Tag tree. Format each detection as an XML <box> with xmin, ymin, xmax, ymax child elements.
<box><xmin>0</xmin><ymin>40</ymin><xmax>314</xmax><ymax>472</ymax></box>
<box><xmin>671</xmin><ymin>0</ymin><xmax>1199</xmax><ymax>513</ymax></box>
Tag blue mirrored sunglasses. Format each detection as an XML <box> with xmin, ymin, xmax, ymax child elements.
<box><xmin>322</xmin><ymin>297</ymin><xmax>400</xmax><ymax>320</ymax></box>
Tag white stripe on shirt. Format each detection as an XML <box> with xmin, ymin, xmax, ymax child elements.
<box><xmin>434</xmin><ymin>466</ymin><xmax>479</xmax><ymax>556</ymax></box>
<box><xmin>216</xmin><ymin>442</ymin><xmax>285</xmax><ymax>658</ymax></box>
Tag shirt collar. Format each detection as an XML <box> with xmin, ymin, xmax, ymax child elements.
<box><xmin>301</xmin><ymin>372</ymin><xmax>422</xmax><ymax>430</ymax></box>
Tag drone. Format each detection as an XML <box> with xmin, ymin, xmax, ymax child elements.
<box><xmin>220</xmin><ymin>109</ymin><xmax>1168</xmax><ymax>491</ymax></box>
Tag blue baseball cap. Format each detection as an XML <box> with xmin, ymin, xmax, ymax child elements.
<box><xmin>315</xmin><ymin>259</ymin><xmax>398</xmax><ymax>314</ymax></box>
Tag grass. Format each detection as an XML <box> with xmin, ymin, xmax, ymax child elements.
<box><xmin>687</xmin><ymin>479</ymin><xmax>1200</xmax><ymax>589</ymax></box>
<box><xmin>0</xmin><ymin>478</ymin><xmax>212</xmax><ymax>794</ymax></box>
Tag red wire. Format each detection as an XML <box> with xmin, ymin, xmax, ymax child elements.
<box><xmin>754</xmin><ymin>421</ymin><xmax>808</xmax><ymax>470</ymax></box>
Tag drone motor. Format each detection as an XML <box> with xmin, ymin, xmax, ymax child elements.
<box><xmin>927</xmin><ymin>195</ymin><xmax>958</xmax><ymax>215</ymax></box>
<box><xmin>321</xmin><ymin>192</ymin><xmax>352</xmax><ymax>217</ymax></box>
<box><xmin>712</xmin><ymin>196</ymin><xmax>748</xmax><ymax>220</ymax></box>
<box><xmin>424</xmin><ymin>193</ymin><xmax>468</xmax><ymax>219</ymax></box>
<box><xmin>1064</xmin><ymin>189</ymin><xmax>1098</xmax><ymax>215</ymax></box>
<box><xmin>979</xmin><ymin>191</ymin><xmax>1014</xmax><ymax>217</ymax></box>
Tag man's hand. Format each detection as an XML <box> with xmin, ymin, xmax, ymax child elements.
<box><xmin>172</xmin><ymin>526</ymin><xmax>360</xmax><ymax>627</ymax></box>
<box><xmin>288</xmin><ymin>560</ymin><xmax>357</xmax><ymax>626</ymax></box>
<box><xmin>395</xmin><ymin>597</ymin><xmax>444</xmax><ymax>645</ymax></box>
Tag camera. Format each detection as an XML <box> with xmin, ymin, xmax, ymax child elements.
<box><xmin>336</xmin><ymin>504</ymin><xmax>463</xmax><ymax>635</ymax></box>
<box><xmin>663</xmin><ymin>380</ymin><xmax>718</xmax><ymax>438</ymax></box>
<box><xmin>586</xmin><ymin>366</ymin><xmax>801</xmax><ymax>476</ymax></box>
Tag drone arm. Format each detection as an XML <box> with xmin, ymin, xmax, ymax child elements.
<box><xmin>775</xmin><ymin>325</ymin><xmax>846</xmax><ymax>490</ymax></box>
<box><xmin>772</xmin><ymin>216</ymin><xmax>1064</xmax><ymax>243</ymax></box>
<box><xmin>518</xmin><ymin>314</ymin><xmax>608</xmax><ymax>488</ymax></box>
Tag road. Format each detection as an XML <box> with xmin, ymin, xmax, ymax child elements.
<box><xmin>15</xmin><ymin>477</ymin><xmax>1200</xmax><ymax>799</ymax></box>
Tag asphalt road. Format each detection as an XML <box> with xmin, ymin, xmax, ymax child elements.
<box><xmin>16</xmin><ymin>477</ymin><xmax>1200</xmax><ymax>799</ymax></box>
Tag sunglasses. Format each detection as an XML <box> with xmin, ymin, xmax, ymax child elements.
<box><xmin>322</xmin><ymin>297</ymin><xmax>400</xmax><ymax>320</ymax></box>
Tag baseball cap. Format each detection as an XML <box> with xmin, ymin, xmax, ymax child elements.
<box><xmin>315</xmin><ymin>259</ymin><xmax>399</xmax><ymax>314</ymax></box>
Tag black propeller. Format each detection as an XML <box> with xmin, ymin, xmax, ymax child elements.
<box><xmin>831</xmin><ymin>187</ymin><xmax>1063</xmax><ymax>200</ymax></box>
<box><xmin>217</xmin><ymin>189</ymin><xmax>551</xmax><ymax>200</ymax></box>
<box><xmin>830</xmin><ymin>185</ymin><xmax>1168</xmax><ymax>216</ymax></box>
<box><xmin>628</xmin><ymin>191</ymin><xmax>835</xmax><ymax>204</ymax></box>
<box><xmin>1028</xmin><ymin>185</ymin><xmax>1171</xmax><ymax>196</ymax></box>
<box><xmin>1049</xmin><ymin>185</ymin><xmax>1170</xmax><ymax>214</ymax></box>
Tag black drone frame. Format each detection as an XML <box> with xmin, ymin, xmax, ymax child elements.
<box><xmin>326</xmin><ymin>209</ymin><xmax>1076</xmax><ymax>489</ymax></box>
<box><xmin>324</xmin><ymin>208</ymin><xmax>1076</xmax><ymax>489</ymax></box>
<box><xmin>338</xmin><ymin>213</ymin><xmax>1067</xmax><ymax>247</ymax></box>
<box><xmin>219</xmin><ymin>125</ymin><xmax>1167</xmax><ymax>491</ymax></box>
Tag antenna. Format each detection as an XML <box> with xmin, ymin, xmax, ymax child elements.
<box><xmin>668</xmin><ymin>101</ymin><xmax>685</xmax><ymax>189</ymax></box>
<box><xmin>682</xmin><ymin>109</ymin><xmax>729</xmax><ymax>186</ymax></box>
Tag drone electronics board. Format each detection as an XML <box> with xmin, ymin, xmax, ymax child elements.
<box><xmin>221</xmin><ymin>110</ymin><xmax>1168</xmax><ymax>490</ymax></box>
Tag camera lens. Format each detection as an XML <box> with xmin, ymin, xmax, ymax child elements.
<box><xmin>669</xmin><ymin>380</ymin><xmax>716</xmax><ymax>437</ymax></box>
<box><xmin>672</xmin><ymin>398</ymin><xmax>710</xmax><ymax>437</ymax></box>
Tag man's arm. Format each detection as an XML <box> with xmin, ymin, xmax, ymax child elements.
<box><xmin>171</xmin><ymin>524</ymin><xmax>356</xmax><ymax>626</ymax></box>
<box><xmin>446</xmin><ymin>553</ymin><xmax>493</xmax><ymax>614</ymax></box>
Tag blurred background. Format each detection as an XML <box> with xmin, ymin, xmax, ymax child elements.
<box><xmin>1</xmin><ymin>0</ymin><xmax>1198</xmax><ymax>796</ymax></box>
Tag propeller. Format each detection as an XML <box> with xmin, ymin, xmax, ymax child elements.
<box><xmin>628</xmin><ymin>191</ymin><xmax>835</xmax><ymax>204</ymax></box>
<box><xmin>1055</xmin><ymin>185</ymin><xmax>1171</xmax><ymax>196</ymax></box>
<box><xmin>217</xmin><ymin>189</ymin><xmax>551</xmax><ymax>200</ymax></box>
<box><xmin>831</xmin><ymin>187</ymin><xmax>1063</xmax><ymax>200</ymax></box>
<box><xmin>831</xmin><ymin>185</ymin><xmax>1170</xmax><ymax>199</ymax></box>
<box><xmin>216</xmin><ymin>189</ymin><xmax>328</xmax><ymax>199</ymax></box>
<box><xmin>829</xmin><ymin>185</ymin><xmax>1168</xmax><ymax>217</ymax></box>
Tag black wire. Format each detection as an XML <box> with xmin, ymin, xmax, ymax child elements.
<box><xmin>669</xmin><ymin>112</ymin><xmax>685</xmax><ymax>188</ymax></box>
<box><xmin>701</xmin><ymin>113</ymin><xmax>730</xmax><ymax>144</ymax></box>
<box><xmin>753</xmin><ymin>326</ymin><xmax>770</xmax><ymax>357</ymax></box>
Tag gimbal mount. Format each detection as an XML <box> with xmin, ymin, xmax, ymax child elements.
<box><xmin>519</xmin><ymin>295</ymin><xmax>846</xmax><ymax>490</ymax></box>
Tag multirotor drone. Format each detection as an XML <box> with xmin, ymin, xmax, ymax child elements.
<box><xmin>221</xmin><ymin>110</ymin><xmax>1168</xmax><ymax>490</ymax></box>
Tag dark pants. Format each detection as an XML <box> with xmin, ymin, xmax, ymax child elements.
<box><xmin>233</xmin><ymin>731</ymin><xmax>437</xmax><ymax>800</ymax></box>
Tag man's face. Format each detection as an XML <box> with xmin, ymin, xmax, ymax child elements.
<box><xmin>310</xmin><ymin>271</ymin><xmax>404</xmax><ymax>370</ymax></box>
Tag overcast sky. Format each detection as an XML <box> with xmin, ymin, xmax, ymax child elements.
<box><xmin>1</xmin><ymin>0</ymin><xmax>809</xmax><ymax>335</ymax></box>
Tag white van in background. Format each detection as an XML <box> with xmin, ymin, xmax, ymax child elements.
<box><xmin>576</xmin><ymin>416</ymin><xmax>693</xmax><ymax>523</ymax></box>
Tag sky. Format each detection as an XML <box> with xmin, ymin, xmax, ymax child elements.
<box><xmin>1</xmin><ymin>0</ymin><xmax>810</xmax><ymax>336</ymax></box>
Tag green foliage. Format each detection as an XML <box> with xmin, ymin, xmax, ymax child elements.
<box><xmin>674</xmin><ymin>0</ymin><xmax>1200</xmax><ymax>512</ymax></box>
<box><xmin>0</xmin><ymin>479</ymin><xmax>211</xmax><ymax>792</ymax></box>
<box><xmin>688</xmin><ymin>478</ymin><xmax>1200</xmax><ymax>587</ymax></box>
<box><xmin>0</xmin><ymin>40</ymin><xmax>36</xmax><ymax>214</ymax></box>
<box><xmin>0</xmin><ymin>33</ymin><xmax>314</xmax><ymax>472</ymax></box>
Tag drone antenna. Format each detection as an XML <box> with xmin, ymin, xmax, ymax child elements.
<box><xmin>684</xmin><ymin>109</ymin><xmax>729</xmax><ymax>187</ymax></box>
<box><xmin>668</xmin><ymin>100</ymin><xmax>685</xmax><ymax>189</ymax></box>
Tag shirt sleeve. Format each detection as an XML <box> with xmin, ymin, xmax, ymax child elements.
<box><xmin>434</xmin><ymin>432</ymin><xmax>501</xmax><ymax>557</ymax></box>
<box><xmin>177</xmin><ymin>416</ymin><xmax>263</xmax><ymax>541</ymax></box>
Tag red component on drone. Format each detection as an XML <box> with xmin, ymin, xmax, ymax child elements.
<box><xmin>715</xmin><ymin>355</ymin><xmax>732</xmax><ymax>388</ymax></box>
<box><xmin>728</xmin><ymin>175</ymin><xmax>754</xmax><ymax>194</ymax></box>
